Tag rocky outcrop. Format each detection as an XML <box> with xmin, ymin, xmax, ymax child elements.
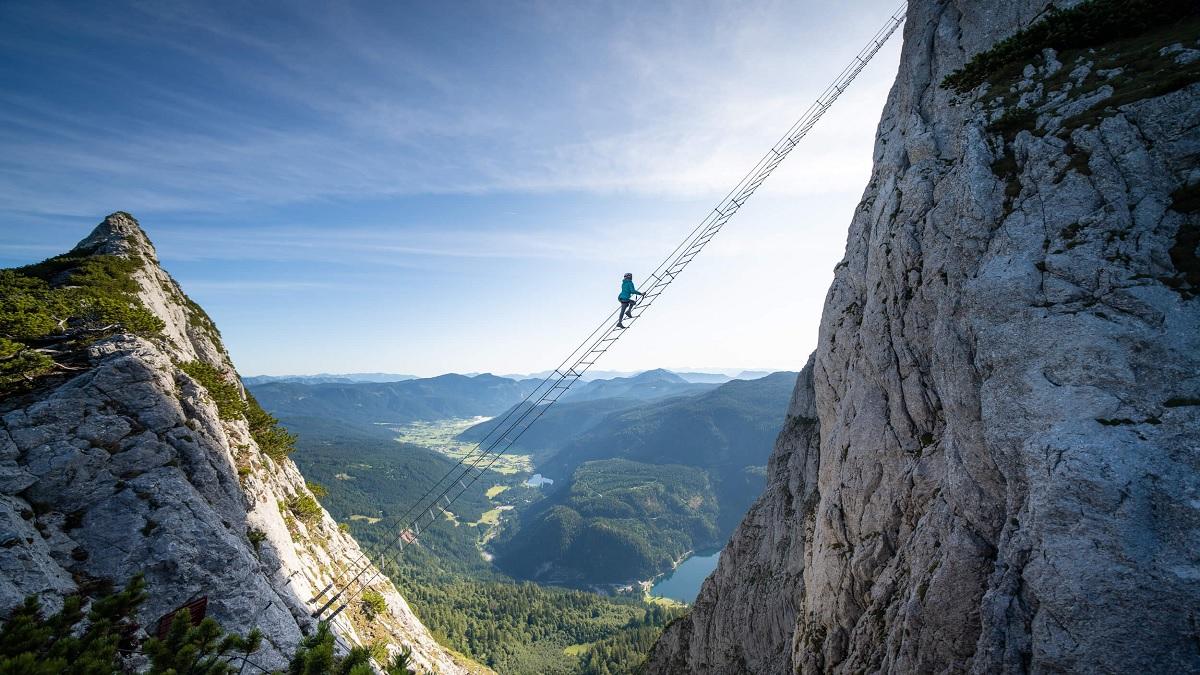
<box><xmin>0</xmin><ymin>214</ymin><xmax>483</xmax><ymax>673</ymax></box>
<box><xmin>648</xmin><ymin>2</ymin><xmax>1200</xmax><ymax>673</ymax></box>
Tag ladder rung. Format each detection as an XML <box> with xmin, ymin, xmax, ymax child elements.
<box><xmin>310</xmin><ymin>582</ymin><xmax>334</xmax><ymax>603</ymax></box>
<box><xmin>327</xmin><ymin>603</ymin><xmax>348</xmax><ymax>621</ymax></box>
<box><xmin>312</xmin><ymin>591</ymin><xmax>341</xmax><ymax>617</ymax></box>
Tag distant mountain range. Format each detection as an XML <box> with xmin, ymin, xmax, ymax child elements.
<box><xmin>542</xmin><ymin>372</ymin><xmax>797</xmax><ymax>479</ymax></box>
<box><xmin>490</xmin><ymin>372</ymin><xmax>796</xmax><ymax>584</ymax></box>
<box><xmin>250</xmin><ymin>367</ymin><xmax>798</xmax><ymax>587</ymax></box>
<box><xmin>245</xmin><ymin>368</ymin><xmax>781</xmax><ymax>387</ymax></box>
<box><xmin>243</xmin><ymin>372</ymin><xmax>418</xmax><ymax>385</ymax></box>
<box><xmin>248</xmin><ymin>373</ymin><xmax>539</xmax><ymax>426</ymax></box>
<box><xmin>494</xmin><ymin>459</ymin><xmax>721</xmax><ymax>584</ymax></box>
<box><xmin>561</xmin><ymin>369</ymin><xmax>717</xmax><ymax>402</ymax></box>
<box><xmin>457</xmin><ymin>369</ymin><xmax>718</xmax><ymax>462</ymax></box>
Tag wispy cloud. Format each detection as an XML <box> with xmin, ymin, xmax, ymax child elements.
<box><xmin>0</xmin><ymin>0</ymin><xmax>900</xmax><ymax>217</ymax></box>
<box><xmin>149</xmin><ymin>218</ymin><xmax>686</xmax><ymax>265</ymax></box>
<box><xmin>0</xmin><ymin>1</ymin><xmax>902</xmax><ymax>376</ymax></box>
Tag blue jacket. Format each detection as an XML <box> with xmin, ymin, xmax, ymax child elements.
<box><xmin>619</xmin><ymin>278</ymin><xmax>643</xmax><ymax>301</ymax></box>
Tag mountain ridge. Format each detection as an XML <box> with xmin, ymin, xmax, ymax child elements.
<box><xmin>248</xmin><ymin>373</ymin><xmax>539</xmax><ymax>427</ymax></box>
<box><xmin>0</xmin><ymin>214</ymin><xmax>482</xmax><ymax>673</ymax></box>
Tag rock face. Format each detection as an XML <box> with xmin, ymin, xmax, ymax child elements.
<box><xmin>648</xmin><ymin>2</ymin><xmax>1200</xmax><ymax>673</ymax></box>
<box><xmin>0</xmin><ymin>214</ymin><xmax>481</xmax><ymax>673</ymax></box>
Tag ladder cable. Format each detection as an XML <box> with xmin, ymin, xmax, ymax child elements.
<box><xmin>310</xmin><ymin>2</ymin><xmax>906</xmax><ymax>620</ymax></box>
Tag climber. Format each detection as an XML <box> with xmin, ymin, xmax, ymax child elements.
<box><xmin>616</xmin><ymin>272</ymin><xmax>644</xmax><ymax>329</ymax></box>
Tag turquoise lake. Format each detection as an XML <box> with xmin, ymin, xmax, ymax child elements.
<box><xmin>650</xmin><ymin>551</ymin><xmax>721</xmax><ymax>603</ymax></box>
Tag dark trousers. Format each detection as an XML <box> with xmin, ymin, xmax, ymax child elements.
<box><xmin>619</xmin><ymin>298</ymin><xmax>636</xmax><ymax>321</ymax></box>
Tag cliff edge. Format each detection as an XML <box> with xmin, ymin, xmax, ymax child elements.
<box><xmin>648</xmin><ymin>1</ymin><xmax>1200</xmax><ymax>672</ymax></box>
<box><xmin>0</xmin><ymin>213</ymin><xmax>483</xmax><ymax>672</ymax></box>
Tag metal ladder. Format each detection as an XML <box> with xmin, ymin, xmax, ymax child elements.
<box><xmin>309</xmin><ymin>2</ymin><xmax>907</xmax><ymax>626</ymax></box>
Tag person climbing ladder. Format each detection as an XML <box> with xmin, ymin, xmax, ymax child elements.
<box><xmin>617</xmin><ymin>272</ymin><xmax>644</xmax><ymax>329</ymax></box>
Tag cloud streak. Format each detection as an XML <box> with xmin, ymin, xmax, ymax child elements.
<box><xmin>0</xmin><ymin>0</ymin><xmax>901</xmax><ymax>217</ymax></box>
<box><xmin>0</xmin><ymin>1</ymin><xmax>904</xmax><ymax>376</ymax></box>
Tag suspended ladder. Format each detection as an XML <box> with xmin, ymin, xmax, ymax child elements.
<box><xmin>309</xmin><ymin>3</ymin><xmax>907</xmax><ymax>630</ymax></box>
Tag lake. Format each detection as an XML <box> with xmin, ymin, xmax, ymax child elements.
<box><xmin>650</xmin><ymin>550</ymin><xmax>721</xmax><ymax>603</ymax></box>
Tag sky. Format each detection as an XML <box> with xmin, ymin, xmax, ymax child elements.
<box><xmin>0</xmin><ymin>0</ymin><xmax>904</xmax><ymax>377</ymax></box>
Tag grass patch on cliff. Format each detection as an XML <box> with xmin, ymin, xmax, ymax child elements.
<box><xmin>975</xmin><ymin>10</ymin><xmax>1200</xmax><ymax>140</ymax></box>
<box><xmin>1</xmin><ymin>252</ymin><xmax>164</xmax><ymax>397</ymax></box>
<box><xmin>176</xmin><ymin>360</ymin><xmax>297</xmax><ymax>462</ymax></box>
<box><xmin>245</xmin><ymin>392</ymin><xmax>297</xmax><ymax>461</ymax></box>
<box><xmin>360</xmin><ymin>590</ymin><xmax>388</xmax><ymax>620</ymax></box>
<box><xmin>179</xmin><ymin>360</ymin><xmax>245</xmax><ymax>420</ymax></box>
<box><xmin>286</xmin><ymin>493</ymin><xmax>324</xmax><ymax>525</ymax></box>
<box><xmin>942</xmin><ymin>0</ymin><xmax>1199</xmax><ymax>93</ymax></box>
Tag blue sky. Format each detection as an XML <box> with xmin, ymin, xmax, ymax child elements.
<box><xmin>0</xmin><ymin>0</ymin><xmax>903</xmax><ymax>376</ymax></box>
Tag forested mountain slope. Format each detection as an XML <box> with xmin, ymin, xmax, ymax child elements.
<box><xmin>541</xmin><ymin>371</ymin><xmax>796</xmax><ymax>481</ymax></box>
<box><xmin>491</xmin><ymin>373</ymin><xmax>796</xmax><ymax>584</ymax></box>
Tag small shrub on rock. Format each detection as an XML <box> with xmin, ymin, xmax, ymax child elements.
<box><xmin>245</xmin><ymin>392</ymin><xmax>296</xmax><ymax>462</ymax></box>
<box><xmin>178</xmin><ymin>361</ymin><xmax>245</xmax><ymax>421</ymax></box>
<box><xmin>360</xmin><ymin>590</ymin><xmax>388</xmax><ymax>621</ymax></box>
<box><xmin>942</xmin><ymin>0</ymin><xmax>1198</xmax><ymax>92</ymax></box>
<box><xmin>287</xmin><ymin>494</ymin><xmax>323</xmax><ymax>525</ymax></box>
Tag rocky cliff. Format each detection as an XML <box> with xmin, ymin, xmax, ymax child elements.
<box><xmin>648</xmin><ymin>1</ymin><xmax>1200</xmax><ymax>672</ymax></box>
<box><xmin>0</xmin><ymin>214</ymin><xmax>481</xmax><ymax>673</ymax></box>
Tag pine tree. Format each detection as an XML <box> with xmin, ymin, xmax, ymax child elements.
<box><xmin>0</xmin><ymin>575</ymin><xmax>146</xmax><ymax>674</ymax></box>
<box><xmin>286</xmin><ymin>622</ymin><xmax>419</xmax><ymax>675</ymax></box>
<box><xmin>142</xmin><ymin>610</ymin><xmax>263</xmax><ymax>674</ymax></box>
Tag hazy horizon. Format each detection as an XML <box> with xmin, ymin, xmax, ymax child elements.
<box><xmin>242</xmin><ymin>365</ymin><xmax>792</xmax><ymax>379</ymax></box>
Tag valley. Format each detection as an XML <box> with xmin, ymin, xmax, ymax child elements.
<box><xmin>390</xmin><ymin>417</ymin><xmax>533</xmax><ymax>475</ymax></box>
<box><xmin>250</xmin><ymin>367</ymin><xmax>795</xmax><ymax>673</ymax></box>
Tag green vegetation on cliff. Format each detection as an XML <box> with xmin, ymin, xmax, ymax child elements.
<box><xmin>0</xmin><ymin>249</ymin><xmax>163</xmax><ymax>396</ymax></box>
<box><xmin>943</xmin><ymin>0</ymin><xmax>1199</xmax><ymax>92</ymax></box>
<box><xmin>0</xmin><ymin>574</ymin><xmax>432</xmax><ymax>674</ymax></box>
<box><xmin>0</xmin><ymin>575</ymin><xmax>272</xmax><ymax>675</ymax></box>
<box><xmin>177</xmin><ymin>360</ymin><xmax>297</xmax><ymax>462</ymax></box>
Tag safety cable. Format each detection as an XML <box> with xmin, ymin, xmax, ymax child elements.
<box><xmin>309</xmin><ymin>2</ymin><xmax>907</xmax><ymax>624</ymax></box>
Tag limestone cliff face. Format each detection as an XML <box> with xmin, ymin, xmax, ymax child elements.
<box><xmin>0</xmin><ymin>214</ymin><xmax>481</xmax><ymax>673</ymax></box>
<box><xmin>648</xmin><ymin>2</ymin><xmax>1200</xmax><ymax>673</ymax></box>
